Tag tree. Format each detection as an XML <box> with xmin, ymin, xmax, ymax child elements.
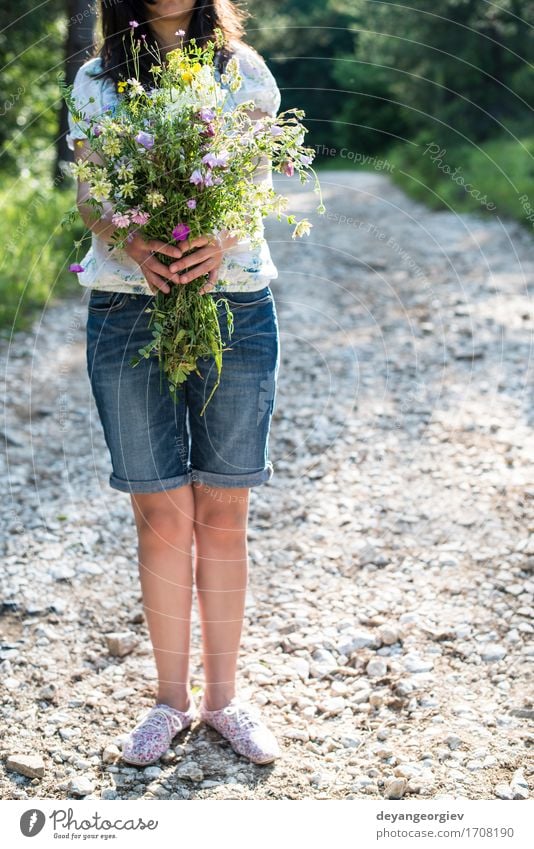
<box><xmin>246</xmin><ymin>0</ymin><xmax>356</xmax><ymax>157</ymax></box>
<box><xmin>336</xmin><ymin>0</ymin><xmax>534</xmax><ymax>149</ymax></box>
<box><xmin>55</xmin><ymin>0</ymin><xmax>97</xmax><ymax>182</ymax></box>
<box><xmin>0</xmin><ymin>0</ymin><xmax>65</xmax><ymax>174</ymax></box>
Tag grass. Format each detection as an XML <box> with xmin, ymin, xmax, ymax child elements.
<box><xmin>0</xmin><ymin>176</ymin><xmax>87</xmax><ymax>333</ymax></box>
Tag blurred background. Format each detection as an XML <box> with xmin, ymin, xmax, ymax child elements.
<box><xmin>0</xmin><ymin>0</ymin><xmax>532</xmax><ymax>330</ymax></box>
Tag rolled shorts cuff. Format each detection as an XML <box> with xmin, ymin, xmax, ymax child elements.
<box><xmin>109</xmin><ymin>471</ymin><xmax>192</xmax><ymax>493</ymax></box>
<box><xmin>190</xmin><ymin>462</ymin><xmax>274</xmax><ymax>489</ymax></box>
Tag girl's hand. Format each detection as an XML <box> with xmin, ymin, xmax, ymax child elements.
<box><xmin>124</xmin><ymin>231</ymin><xmax>185</xmax><ymax>295</ymax></box>
<box><xmin>168</xmin><ymin>230</ymin><xmax>239</xmax><ymax>295</ymax></box>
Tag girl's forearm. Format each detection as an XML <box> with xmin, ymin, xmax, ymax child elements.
<box><xmin>77</xmin><ymin>196</ymin><xmax>121</xmax><ymax>246</ymax></box>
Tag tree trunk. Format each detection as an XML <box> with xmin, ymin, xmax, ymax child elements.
<box><xmin>54</xmin><ymin>0</ymin><xmax>97</xmax><ymax>184</ymax></box>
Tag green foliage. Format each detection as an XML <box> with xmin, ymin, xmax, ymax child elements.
<box><xmin>0</xmin><ymin>177</ymin><xmax>87</xmax><ymax>331</ymax></box>
<box><xmin>339</xmin><ymin>0</ymin><xmax>533</xmax><ymax>148</ymax></box>
<box><xmin>0</xmin><ymin>1</ymin><xmax>65</xmax><ymax>175</ymax></box>
<box><xmin>246</xmin><ymin>0</ymin><xmax>356</xmax><ymax>155</ymax></box>
<box><xmin>330</xmin><ymin>61</ymin><xmax>412</xmax><ymax>155</ymax></box>
<box><xmin>387</xmin><ymin>132</ymin><xmax>534</xmax><ymax>227</ymax></box>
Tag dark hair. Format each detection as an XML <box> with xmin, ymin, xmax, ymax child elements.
<box><xmin>92</xmin><ymin>0</ymin><xmax>249</xmax><ymax>87</ymax></box>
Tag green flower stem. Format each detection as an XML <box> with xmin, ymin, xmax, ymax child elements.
<box><xmin>129</xmin><ymin>254</ymin><xmax>234</xmax><ymax>416</ymax></box>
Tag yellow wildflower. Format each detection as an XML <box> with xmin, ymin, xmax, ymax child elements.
<box><xmin>146</xmin><ymin>191</ymin><xmax>165</xmax><ymax>208</ymax></box>
<box><xmin>89</xmin><ymin>179</ymin><xmax>113</xmax><ymax>202</ymax></box>
<box><xmin>70</xmin><ymin>160</ymin><xmax>92</xmax><ymax>181</ymax></box>
<box><xmin>101</xmin><ymin>137</ymin><xmax>121</xmax><ymax>157</ymax></box>
<box><xmin>118</xmin><ymin>180</ymin><xmax>136</xmax><ymax>199</ymax></box>
<box><xmin>292</xmin><ymin>219</ymin><xmax>312</xmax><ymax>239</ymax></box>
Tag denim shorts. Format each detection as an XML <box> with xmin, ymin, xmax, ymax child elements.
<box><xmin>85</xmin><ymin>284</ymin><xmax>280</xmax><ymax>493</ymax></box>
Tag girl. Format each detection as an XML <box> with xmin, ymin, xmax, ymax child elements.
<box><xmin>66</xmin><ymin>0</ymin><xmax>281</xmax><ymax>766</ymax></box>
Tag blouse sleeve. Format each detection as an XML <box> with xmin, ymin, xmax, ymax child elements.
<box><xmin>65</xmin><ymin>59</ymin><xmax>111</xmax><ymax>151</ymax></box>
<box><xmin>230</xmin><ymin>43</ymin><xmax>281</xmax><ymax>117</ymax></box>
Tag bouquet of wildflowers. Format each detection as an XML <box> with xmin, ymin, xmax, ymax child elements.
<box><xmin>63</xmin><ymin>26</ymin><xmax>324</xmax><ymax>414</ymax></box>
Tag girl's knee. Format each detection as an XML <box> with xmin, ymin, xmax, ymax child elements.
<box><xmin>193</xmin><ymin>485</ymin><xmax>249</xmax><ymax>533</ymax></box>
<box><xmin>131</xmin><ymin>491</ymin><xmax>194</xmax><ymax>544</ymax></box>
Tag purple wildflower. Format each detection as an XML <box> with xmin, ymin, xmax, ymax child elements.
<box><xmin>189</xmin><ymin>169</ymin><xmax>204</xmax><ymax>186</ymax></box>
<box><xmin>129</xmin><ymin>20</ymin><xmax>139</xmax><ymax>28</ymax></box>
<box><xmin>135</xmin><ymin>131</ymin><xmax>154</xmax><ymax>149</ymax></box>
<box><xmin>198</xmin><ymin>107</ymin><xmax>215</xmax><ymax>123</ymax></box>
<box><xmin>270</xmin><ymin>125</ymin><xmax>283</xmax><ymax>137</ymax></box>
<box><xmin>172</xmin><ymin>223</ymin><xmax>191</xmax><ymax>241</ymax></box>
<box><xmin>186</xmin><ymin>198</ymin><xmax>197</xmax><ymax>209</ymax></box>
<box><xmin>69</xmin><ymin>263</ymin><xmax>84</xmax><ymax>273</ymax></box>
<box><xmin>201</xmin><ymin>151</ymin><xmax>229</xmax><ymax>169</ymax></box>
<box><xmin>283</xmin><ymin>160</ymin><xmax>295</xmax><ymax>177</ymax></box>
<box><xmin>201</xmin><ymin>152</ymin><xmax>217</xmax><ymax>169</ymax></box>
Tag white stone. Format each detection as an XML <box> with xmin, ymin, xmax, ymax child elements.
<box><xmin>290</xmin><ymin>658</ymin><xmax>310</xmax><ymax>680</ymax></box>
<box><xmin>105</xmin><ymin>631</ymin><xmax>139</xmax><ymax>658</ymax></box>
<box><xmin>480</xmin><ymin>644</ymin><xmax>506</xmax><ymax>661</ymax></box>
<box><xmin>176</xmin><ymin>762</ymin><xmax>203</xmax><ymax>782</ymax></box>
<box><xmin>494</xmin><ymin>783</ymin><xmax>513</xmax><ymax>800</ymax></box>
<box><xmin>444</xmin><ymin>734</ymin><xmax>462</xmax><ymax>750</ymax></box>
<box><xmin>102</xmin><ymin>745</ymin><xmax>121</xmax><ymax>764</ymax></box>
<box><xmin>144</xmin><ymin>766</ymin><xmax>163</xmax><ymax>779</ymax></box>
<box><xmin>403</xmin><ymin>654</ymin><xmax>434</xmax><ymax>673</ymax></box>
<box><xmin>6</xmin><ymin>754</ymin><xmax>45</xmax><ymax>779</ymax></box>
<box><xmin>319</xmin><ymin>696</ymin><xmax>346</xmax><ymax>715</ymax></box>
<box><xmin>378</xmin><ymin>625</ymin><xmax>400</xmax><ymax>646</ymax></box>
<box><xmin>283</xmin><ymin>728</ymin><xmax>310</xmax><ymax>742</ymax></box>
<box><xmin>68</xmin><ymin>776</ymin><xmax>95</xmax><ymax>796</ymax></box>
<box><xmin>336</xmin><ymin>629</ymin><xmax>377</xmax><ymax>654</ymax></box>
<box><xmin>384</xmin><ymin>777</ymin><xmax>407</xmax><ymax>799</ymax></box>
<box><xmin>366</xmin><ymin>658</ymin><xmax>388</xmax><ymax>678</ymax></box>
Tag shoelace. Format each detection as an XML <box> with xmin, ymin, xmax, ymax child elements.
<box><xmin>133</xmin><ymin>706</ymin><xmax>183</xmax><ymax>739</ymax></box>
<box><xmin>222</xmin><ymin>701</ymin><xmax>262</xmax><ymax>733</ymax></box>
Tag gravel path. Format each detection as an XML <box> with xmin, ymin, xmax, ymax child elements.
<box><xmin>1</xmin><ymin>170</ymin><xmax>533</xmax><ymax>801</ymax></box>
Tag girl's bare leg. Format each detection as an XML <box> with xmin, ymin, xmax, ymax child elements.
<box><xmin>130</xmin><ymin>485</ymin><xmax>195</xmax><ymax>712</ymax></box>
<box><xmin>192</xmin><ymin>481</ymin><xmax>250</xmax><ymax>711</ymax></box>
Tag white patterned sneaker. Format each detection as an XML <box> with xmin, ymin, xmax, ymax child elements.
<box><xmin>200</xmin><ymin>695</ymin><xmax>281</xmax><ymax>764</ymax></box>
<box><xmin>121</xmin><ymin>699</ymin><xmax>196</xmax><ymax>766</ymax></box>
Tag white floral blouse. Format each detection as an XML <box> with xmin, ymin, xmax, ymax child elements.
<box><xmin>66</xmin><ymin>40</ymin><xmax>281</xmax><ymax>294</ymax></box>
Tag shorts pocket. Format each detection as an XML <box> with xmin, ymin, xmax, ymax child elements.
<box><xmin>87</xmin><ymin>290</ymin><xmax>130</xmax><ymax>314</ymax></box>
<box><xmin>213</xmin><ymin>287</ymin><xmax>272</xmax><ymax>309</ymax></box>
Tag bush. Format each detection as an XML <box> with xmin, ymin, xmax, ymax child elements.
<box><xmin>386</xmin><ymin>132</ymin><xmax>534</xmax><ymax>228</ymax></box>
<box><xmin>0</xmin><ymin>177</ymin><xmax>87</xmax><ymax>331</ymax></box>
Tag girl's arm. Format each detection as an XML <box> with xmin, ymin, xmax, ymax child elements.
<box><xmin>73</xmin><ymin>139</ymin><xmax>184</xmax><ymax>294</ymax></box>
